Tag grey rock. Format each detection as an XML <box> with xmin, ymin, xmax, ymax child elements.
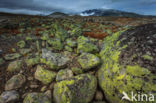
<box><xmin>0</xmin><ymin>90</ymin><xmax>19</xmax><ymax>103</ymax></box>
<box><xmin>41</xmin><ymin>49</ymin><xmax>70</xmax><ymax>70</ymax></box>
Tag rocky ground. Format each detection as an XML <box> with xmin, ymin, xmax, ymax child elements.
<box><xmin>0</xmin><ymin>14</ymin><xmax>156</xmax><ymax>103</ymax></box>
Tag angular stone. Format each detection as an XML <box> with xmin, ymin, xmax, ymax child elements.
<box><xmin>78</xmin><ymin>53</ymin><xmax>101</xmax><ymax>71</ymax></box>
<box><xmin>53</xmin><ymin>74</ymin><xmax>97</xmax><ymax>103</ymax></box>
<box><xmin>34</xmin><ymin>65</ymin><xmax>56</xmax><ymax>85</ymax></box>
<box><xmin>5</xmin><ymin>74</ymin><xmax>26</xmax><ymax>90</ymax></box>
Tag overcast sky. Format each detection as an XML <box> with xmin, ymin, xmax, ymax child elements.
<box><xmin>0</xmin><ymin>0</ymin><xmax>156</xmax><ymax>15</ymax></box>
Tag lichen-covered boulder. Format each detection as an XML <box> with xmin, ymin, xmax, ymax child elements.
<box><xmin>78</xmin><ymin>53</ymin><xmax>101</xmax><ymax>71</ymax></box>
<box><xmin>41</xmin><ymin>49</ymin><xmax>70</xmax><ymax>70</ymax></box>
<box><xmin>23</xmin><ymin>92</ymin><xmax>51</xmax><ymax>103</ymax></box>
<box><xmin>34</xmin><ymin>65</ymin><xmax>56</xmax><ymax>85</ymax></box>
<box><xmin>56</xmin><ymin>69</ymin><xmax>73</xmax><ymax>82</ymax></box>
<box><xmin>66</xmin><ymin>38</ymin><xmax>77</xmax><ymax>48</ymax></box>
<box><xmin>77</xmin><ymin>36</ymin><xmax>99</xmax><ymax>53</ymax></box>
<box><xmin>7</xmin><ymin>60</ymin><xmax>22</xmax><ymax>72</ymax></box>
<box><xmin>5</xmin><ymin>74</ymin><xmax>26</xmax><ymax>90</ymax></box>
<box><xmin>65</xmin><ymin>45</ymin><xmax>73</xmax><ymax>52</ymax></box>
<box><xmin>4</xmin><ymin>53</ymin><xmax>21</xmax><ymax>60</ymax></box>
<box><xmin>98</xmin><ymin>24</ymin><xmax>156</xmax><ymax>103</ymax></box>
<box><xmin>25</xmin><ymin>57</ymin><xmax>40</xmax><ymax>67</ymax></box>
<box><xmin>53</xmin><ymin>74</ymin><xmax>97</xmax><ymax>103</ymax></box>
<box><xmin>48</xmin><ymin>38</ymin><xmax>63</xmax><ymax>50</ymax></box>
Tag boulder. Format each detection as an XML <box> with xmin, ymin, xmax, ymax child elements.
<box><xmin>53</xmin><ymin>74</ymin><xmax>97</xmax><ymax>103</ymax></box>
<box><xmin>77</xmin><ymin>36</ymin><xmax>99</xmax><ymax>53</ymax></box>
<box><xmin>98</xmin><ymin>24</ymin><xmax>156</xmax><ymax>103</ymax></box>
<box><xmin>78</xmin><ymin>53</ymin><xmax>101</xmax><ymax>71</ymax></box>
<box><xmin>34</xmin><ymin>65</ymin><xmax>56</xmax><ymax>85</ymax></box>
<box><xmin>41</xmin><ymin>49</ymin><xmax>70</xmax><ymax>70</ymax></box>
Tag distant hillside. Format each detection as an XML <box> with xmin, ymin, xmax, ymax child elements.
<box><xmin>48</xmin><ymin>12</ymin><xmax>68</xmax><ymax>18</ymax></box>
<box><xmin>80</xmin><ymin>9</ymin><xmax>143</xmax><ymax>17</ymax></box>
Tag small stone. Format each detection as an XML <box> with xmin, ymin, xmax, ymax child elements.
<box><xmin>7</xmin><ymin>60</ymin><xmax>22</xmax><ymax>72</ymax></box>
<box><xmin>27</xmin><ymin>76</ymin><xmax>34</xmax><ymax>81</ymax></box>
<box><xmin>71</xmin><ymin>67</ymin><xmax>83</xmax><ymax>75</ymax></box>
<box><xmin>95</xmin><ymin>91</ymin><xmax>104</xmax><ymax>101</ymax></box>
<box><xmin>92</xmin><ymin>101</ymin><xmax>106</xmax><ymax>103</ymax></box>
<box><xmin>23</xmin><ymin>92</ymin><xmax>51</xmax><ymax>103</ymax></box>
<box><xmin>19</xmin><ymin>48</ymin><xmax>31</xmax><ymax>55</ymax></box>
<box><xmin>4</xmin><ymin>53</ymin><xmax>21</xmax><ymax>60</ymax></box>
<box><xmin>0</xmin><ymin>90</ymin><xmax>19</xmax><ymax>103</ymax></box>
<box><xmin>78</xmin><ymin>53</ymin><xmax>101</xmax><ymax>71</ymax></box>
<box><xmin>41</xmin><ymin>86</ymin><xmax>47</xmax><ymax>92</ymax></box>
<box><xmin>65</xmin><ymin>45</ymin><xmax>73</xmax><ymax>52</ymax></box>
<box><xmin>47</xmin><ymin>38</ymin><xmax>63</xmax><ymax>50</ymax></box>
<box><xmin>0</xmin><ymin>58</ymin><xmax>5</xmax><ymax>66</ymax></box>
<box><xmin>5</xmin><ymin>74</ymin><xmax>26</xmax><ymax>90</ymax></box>
<box><xmin>34</xmin><ymin>65</ymin><xmax>56</xmax><ymax>85</ymax></box>
<box><xmin>66</xmin><ymin>38</ymin><xmax>77</xmax><ymax>48</ymax></box>
<box><xmin>44</xmin><ymin>90</ymin><xmax>51</xmax><ymax>100</ymax></box>
<box><xmin>30</xmin><ymin>84</ymin><xmax>39</xmax><ymax>89</ymax></box>
<box><xmin>17</xmin><ymin>40</ymin><xmax>25</xmax><ymax>48</ymax></box>
<box><xmin>56</xmin><ymin>69</ymin><xmax>73</xmax><ymax>82</ymax></box>
<box><xmin>25</xmin><ymin>57</ymin><xmax>40</xmax><ymax>67</ymax></box>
